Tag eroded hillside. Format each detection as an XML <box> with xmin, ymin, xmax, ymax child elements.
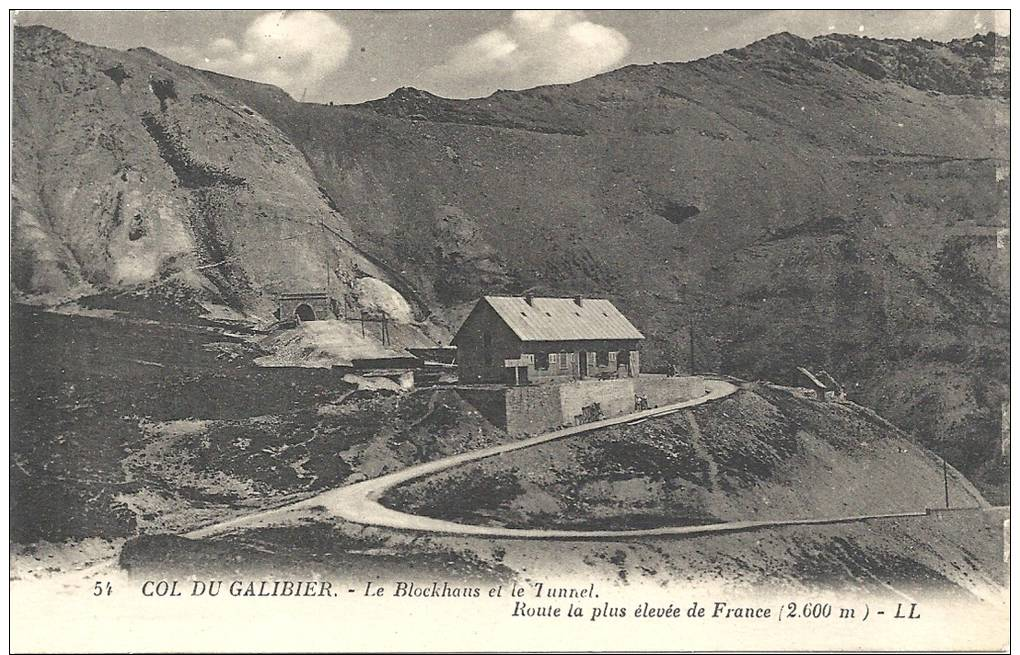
<box><xmin>11</xmin><ymin>25</ymin><xmax>422</xmax><ymax>326</ymax></box>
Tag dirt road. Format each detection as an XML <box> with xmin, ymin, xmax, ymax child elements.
<box><xmin>187</xmin><ymin>378</ymin><xmax>991</xmax><ymax>542</ymax></box>
<box><xmin>187</xmin><ymin>378</ymin><xmax>739</xmax><ymax>539</ymax></box>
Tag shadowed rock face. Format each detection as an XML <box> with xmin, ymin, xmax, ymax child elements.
<box><xmin>11</xmin><ymin>25</ymin><xmax>1009</xmax><ymax>497</ymax></box>
<box><xmin>740</xmin><ymin>31</ymin><xmax>1010</xmax><ymax>98</ymax></box>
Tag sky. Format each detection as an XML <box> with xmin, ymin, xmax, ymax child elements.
<box><xmin>12</xmin><ymin>9</ymin><xmax>1011</xmax><ymax>104</ymax></box>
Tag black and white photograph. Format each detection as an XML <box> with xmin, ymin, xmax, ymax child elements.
<box><xmin>8</xmin><ymin>7</ymin><xmax>1011</xmax><ymax>652</ymax></box>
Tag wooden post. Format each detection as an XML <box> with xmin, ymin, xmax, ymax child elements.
<box><xmin>943</xmin><ymin>456</ymin><xmax>950</xmax><ymax>509</ymax></box>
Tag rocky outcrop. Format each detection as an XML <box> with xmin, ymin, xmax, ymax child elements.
<box><xmin>736</xmin><ymin>31</ymin><xmax>1009</xmax><ymax>98</ymax></box>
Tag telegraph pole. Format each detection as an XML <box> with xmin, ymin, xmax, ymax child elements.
<box><xmin>943</xmin><ymin>456</ymin><xmax>950</xmax><ymax>509</ymax></box>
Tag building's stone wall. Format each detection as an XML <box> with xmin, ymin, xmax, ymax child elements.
<box><xmin>634</xmin><ymin>375</ymin><xmax>704</xmax><ymax>408</ymax></box>
<box><xmin>504</xmin><ymin>384</ymin><xmax>563</xmax><ymax>435</ymax></box>
<box><xmin>459</xmin><ymin>378</ymin><xmax>640</xmax><ymax>435</ymax></box>
<box><xmin>559</xmin><ymin>378</ymin><xmax>635</xmax><ymax>425</ymax></box>
<box><xmin>455</xmin><ymin>387</ymin><xmax>508</xmax><ymax>429</ymax></box>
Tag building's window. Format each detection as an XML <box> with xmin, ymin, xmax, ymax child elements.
<box><xmin>559</xmin><ymin>352</ymin><xmax>569</xmax><ymax>370</ymax></box>
<box><xmin>618</xmin><ymin>350</ymin><xmax>629</xmax><ymax>367</ymax></box>
<box><xmin>535</xmin><ymin>352</ymin><xmax>549</xmax><ymax>370</ymax></box>
<box><xmin>608</xmin><ymin>351</ymin><xmax>617</xmax><ymax>364</ymax></box>
<box><xmin>597</xmin><ymin>350</ymin><xmax>609</xmax><ymax>366</ymax></box>
<box><xmin>587</xmin><ymin>351</ymin><xmax>597</xmax><ymax>368</ymax></box>
<box><xmin>548</xmin><ymin>353</ymin><xmax>558</xmax><ymax>369</ymax></box>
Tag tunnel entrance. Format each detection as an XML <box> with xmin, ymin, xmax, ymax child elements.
<box><xmin>278</xmin><ymin>291</ymin><xmax>332</xmax><ymax>322</ymax></box>
<box><xmin>294</xmin><ymin>303</ymin><xmax>316</xmax><ymax>322</ymax></box>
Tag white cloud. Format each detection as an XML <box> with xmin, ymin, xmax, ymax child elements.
<box><xmin>170</xmin><ymin>11</ymin><xmax>350</xmax><ymax>98</ymax></box>
<box><xmin>423</xmin><ymin>10</ymin><xmax>630</xmax><ymax>98</ymax></box>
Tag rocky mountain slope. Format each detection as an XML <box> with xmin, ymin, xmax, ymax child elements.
<box><xmin>11</xmin><ymin>25</ymin><xmax>418</xmax><ymax>324</ymax></box>
<box><xmin>11</xmin><ymin>26</ymin><xmax>1009</xmax><ymax>498</ymax></box>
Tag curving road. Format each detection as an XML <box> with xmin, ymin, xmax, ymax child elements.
<box><xmin>187</xmin><ymin>377</ymin><xmax>989</xmax><ymax>542</ymax></box>
<box><xmin>188</xmin><ymin>379</ymin><xmax>739</xmax><ymax>539</ymax></box>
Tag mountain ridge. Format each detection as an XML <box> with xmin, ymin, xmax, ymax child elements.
<box><xmin>365</xmin><ymin>30</ymin><xmax>1010</xmax><ymax>105</ymax></box>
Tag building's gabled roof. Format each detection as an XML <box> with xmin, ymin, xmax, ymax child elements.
<box><xmin>457</xmin><ymin>296</ymin><xmax>645</xmax><ymax>343</ymax></box>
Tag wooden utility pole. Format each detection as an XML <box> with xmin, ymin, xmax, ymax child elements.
<box><xmin>943</xmin><ymin>456</ymin><xmax>950</xmax><ymax>509</ymax></box>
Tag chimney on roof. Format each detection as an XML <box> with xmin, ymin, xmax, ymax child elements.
<box><xmin>573</xmin><ymin>295</ymin><xmax>583</xmax><ymax>306</ymax></box>
<box><xmin>524</xmin><ymin>294</ymin><xmax>534</xmax><ymax>306</ymax></box>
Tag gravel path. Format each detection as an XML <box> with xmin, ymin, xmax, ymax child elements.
<box><xmin>186</xmin><ymin>378</ymin><xmax>991</xmax><ymax>542</ymax></box>
<box><xmin>187</xmin><ymin>379</ymin><xmax>739</xmax><ymax>539</ymax></box>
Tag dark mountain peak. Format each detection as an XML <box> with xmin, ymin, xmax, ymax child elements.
<box><xmin>754</xmin><ymin>30</ymin><xmax>811</xmax><ymax>49</ymax></box>
<box><xmin>13</xmin><ymin>23</ymin><xmax>136</xmax><ymax>72</ymax></box>
<box><xmin>12</xmin><ymin>23</ymin><xmax>77</xmax><ymax>58</ymax></box>
<box><xmin>13</xmin><ymin>22</ymin><xmax>68</xmax><ymax>40</ymax></box>
<box><xmin>357</xmin><ymin>85</ymin><xmax>457</xmax><ymax>118</ymax></box>
<box><xmin>387</xmin><ymin>86</ymin><xmax>441</xmax><ymax>100</ymax></box>
<box><xmin>729</xmin><ymin>29</ymin><xmax>1010</xmax><ymax>97</ymax></box>
<box><xmin>126</xmin><ymin>46</ymin><xmax>164</xmax><ymax>58</ymax></box>
<box><xmin>378</xmin><ymin>86</ymin><xmax>449</xmax><ymax>108</ymax></box>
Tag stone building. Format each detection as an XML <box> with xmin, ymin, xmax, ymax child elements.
<box><xmin>453</xmin><ymin>295</ymin><xmax>644</xmax><ymax>385</ymax></box>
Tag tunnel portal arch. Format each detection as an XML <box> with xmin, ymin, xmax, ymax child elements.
<box><xmin>294</xmin><ymin>303</ymin><xmax>316</xmax><ymax>322</ymax></box>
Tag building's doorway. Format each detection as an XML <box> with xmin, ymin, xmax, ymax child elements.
<box><xmin>578</xmin><ymin>351</ymin><xmax>588</xmax><ymax>378</ymax></box>
<box><xmin>294</xmin><ymin>303</ymin><xmax>316</xmax><ymax>322</ymax></box>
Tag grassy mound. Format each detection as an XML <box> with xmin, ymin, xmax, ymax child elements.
<box><xmin>384</xmin><ymin>384</ymin><xmax>987</xmax><ymax>530</ymax></box>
